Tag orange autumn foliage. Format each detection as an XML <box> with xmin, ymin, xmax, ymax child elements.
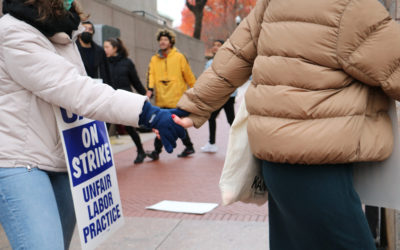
<box><xmin>180</xmin><ymin>0</ymin><xmax>257</xmax><ymax>52</ymax></box>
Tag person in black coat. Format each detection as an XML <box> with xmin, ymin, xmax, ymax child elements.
<box><xmin>76</xmin><ymin>21</ymin><xmax>112</xmax><ymax>86</ymax></box>
<box><xmin>105</xmin><ymin>40</ymin><xmax>146</xmax><ymax>94</ymax></box>
<box><xmin>104</xmin><ymin>37</ymin><xmax>147</xmax><ymax>164</ymax></box>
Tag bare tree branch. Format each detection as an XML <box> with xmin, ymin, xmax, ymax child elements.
<box><xmin>199</xmin><ymin>0</ymin><xmax>208</xmax><ymax>8</ymax></box>
<box><xmin>186</xmin><ymin>0</ymin><xmax>208</xmax><ymax>39</ymax></box>
<box><xmin>186</xmin><ymin>0</ymin><xmax>195</xmax><ymax>12</ymax></box>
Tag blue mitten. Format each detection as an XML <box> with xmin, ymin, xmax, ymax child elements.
<box><xmin>139</xmin><ymin>102</ymin><xmax>186</xmax><ymax>153</ymax></box>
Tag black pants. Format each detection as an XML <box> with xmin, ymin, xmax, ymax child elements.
<box><xmin>125</xmin><ymin>126</ymin><xmax>144</xmax><ymax>153</ymax></box>
<box><xmin>208</xmin><ymin>96</ymin><xmax>235</xmax><ymax>144</ymax></box>
<box><xmin>107</xmin><ymin>123</ymin><xmax>144</xmax><ymax>153</ymax></box>
<box><xmin>262</xmin><ymin>161</ymin><xmax>375</xmax><ymax>250</ymax></box>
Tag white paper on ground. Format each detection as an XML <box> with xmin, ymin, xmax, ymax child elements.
<box><xmin>146</xmin><ymin>200</ymin><xmax>219</xmax><ymax>214</ymax></box>
<box><xmin>353</xmin><ymin>101</ymin><xmax>400</xmax><ymax>210</ymax></box>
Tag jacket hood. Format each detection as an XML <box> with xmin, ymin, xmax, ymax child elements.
<box><xmin>108</xmin><ymin>53</ymin><xmax>125</xmax><ymax>64</ymax></box>
<box><xmin>157</xmin><ymin>47</ymin><xmax>177</xmax><ymax>59</ymax></box>
<box><xmin>2</xmin><ymin>0</ymin><xmax>80</xmax><ymax>37</ymax></box>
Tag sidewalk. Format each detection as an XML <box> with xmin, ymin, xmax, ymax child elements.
<box><xmin>69</xmin><ymin>217</ymin><xmax>268</xmax><ymax>250</ymax></box>
<box><xmin>0</xmin><ymin>82</ymin><xmax>270</xmax><ymax>249</ymax></box>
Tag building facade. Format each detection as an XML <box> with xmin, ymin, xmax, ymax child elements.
<box><xmin>105</xmin><ymin>0</ymin><xmax>173</xmax><ymax>26</ymax></box>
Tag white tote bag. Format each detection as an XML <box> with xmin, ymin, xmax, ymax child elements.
<box><xmin>219</xmin><ymin>100</ymin><xmax>268</xmax><ymax>206</ymax></box>
<box><xmin>353</xmin><ymin>101</ymin><xmax>400</xmax><ymax>210</ymax></box>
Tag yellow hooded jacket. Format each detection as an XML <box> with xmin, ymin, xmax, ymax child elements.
<box><xmin>147</xmin><ymin>47</ymin><xmax>196</xmax><ymax>108</ymax></box>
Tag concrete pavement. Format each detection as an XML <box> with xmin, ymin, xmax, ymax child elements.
<box><xmin>68</xmin><ymin>217</ymin><xmax>268</xmax><ymax>250</ymax></box>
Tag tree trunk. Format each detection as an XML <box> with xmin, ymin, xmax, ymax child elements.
<box><xmin>193</xmin><ymin>10</ymin><xmax>204</xmax><ymax>39</ymax></box>
<box><xmin>186</xmin><ymin>0</ymin><xmax>208</xmax><ymax>40</ymax></box>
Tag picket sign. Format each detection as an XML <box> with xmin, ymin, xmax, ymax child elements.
<box><xmin>53</xmin><ymin>106</ymin><xmax>124</xmax><ymax>250</ymax></box>
<box><xmin>354</xmin><ymin>101</ymin><xmax>400</xmax><ymax>210</ymax></box>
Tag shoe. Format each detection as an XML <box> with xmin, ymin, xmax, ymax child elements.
<box><xmin>201</xmin><ymin>142</ymin><xmax>218</xmax><ymax>153</ymax></box>
<box><xmin>146</xmin><ymin>151</ymin><xmax>160</xmax><ymax>161</ymax></box>
<box><xmin>177</xmin><ymin>147</ymin><xmax>195</xmax><ymax>158</ymax></box>
<box><xmin>134</xmin><ymin>152</ymin><xmax>146</xmax><ymax>164</ymax></box>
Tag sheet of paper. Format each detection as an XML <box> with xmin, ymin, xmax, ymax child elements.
<box><xmin>146</xmin><ymin>200</ymin><xmax>218</xmax><ymax>215</ymax></box>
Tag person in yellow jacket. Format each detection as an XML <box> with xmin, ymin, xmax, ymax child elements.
<box><xmin>146</xmin><ymin>29</ymin><xmax>196</xmax><ymax>160</ymax></box>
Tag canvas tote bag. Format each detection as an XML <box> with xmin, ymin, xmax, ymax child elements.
<box><xmin>219</xmin><ymin>100</ymin><xmax>268</xmax><ymax>206</ymax></box>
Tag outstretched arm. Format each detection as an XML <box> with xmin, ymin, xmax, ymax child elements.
<box><xmin>177</xmin><ymin>0</ymin><xmax>270</xmax><ymax>128</ymax></box>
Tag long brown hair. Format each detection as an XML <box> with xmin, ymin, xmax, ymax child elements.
<box><xmin>24</xmin><ymin>0</ymin><xmax>87</xmax><ymax>21</ymax></box>
<box><xmin>105</xmin><ymin>37</ymin><xmax>129</xmax><ymax>58</ymax></box>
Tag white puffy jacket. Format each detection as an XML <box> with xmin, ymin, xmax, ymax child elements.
<box><xmin>0</xmin><ymin>14</ymin><xmax>147</xmax><ymax>172</ymax></box>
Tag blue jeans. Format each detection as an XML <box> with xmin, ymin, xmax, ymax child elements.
<box><xmin>0</xmin><ymin>167</ymin><xmax>76</xmax><ymax>250</ymax></box>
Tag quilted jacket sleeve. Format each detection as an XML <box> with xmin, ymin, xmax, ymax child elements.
<box><xmin>337</xmin><ymin>0</ymin><xmax>400</xmax><ymax>101</ymax></box>
<box><xmin>2</xmin><ymin>24</ymin><xmax>147</xmax><ymax>127</ymax></box>
<box><xmin>177</xmin><ymin>0</ymin><xmax>270</xmax><ymax>128</ymax></box>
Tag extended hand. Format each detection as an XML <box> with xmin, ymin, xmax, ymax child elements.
<box><xmin>152</xmin><ymin>116</ymin><xmax>194</xmax><ymax>139</ymax></box>
<box><xmin>139</xmin><ymin>102</ymin><xmax>186</xmax><ymax>153</ymax></box>
<box><xmin>172</xmin><ymin>115</ymin><xmax>194</xmax><ymax>129</ymax></box>
<box><xmin>151</xmin><ymin>109</ymin><xmax>194</xmax><ymax>139</ymax></box>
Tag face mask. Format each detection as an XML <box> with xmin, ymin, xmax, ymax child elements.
<box><xmin>80</xmin><ymin>32</ymin><xmax>93</xmax><ymax>44</ymax></box>
<box><xmin>64</xmin><ymin>0</ymin><xmax>74</xmax><ymax>10</ymax></box>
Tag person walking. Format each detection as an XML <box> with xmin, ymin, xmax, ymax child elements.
<box><xmin>146</xmin><ymin>29</ymin><xmax>196</xmax><ymax>160</ymax></box>
<box><xmin>103</xmin><ymin>37</ymin><xmax>148</xmax><ymax>164</ymax></box>
<box><xmin>0</xmin><ymin>0</ymin><xmax>185</xmax><ymax>249</ymax></box>
<box><xmin>173</xmin><ymin>0</ymin><xmax>400</xmax><ymax>249</ymax></box>
<box><xmin>201</xmin><ymin>39</ymin><xmax>237</xmax><ymax>153</ymax></box>
<box><xmin>76</xmin><ymin>20</ymin><xmax>112</xmax><ymax>85</ymax></box>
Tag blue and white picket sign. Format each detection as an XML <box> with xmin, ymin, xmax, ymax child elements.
<box><xmin>53</xmin><ymin>107</ymin><xmax>124</xmax><ymax>250</ymax></box>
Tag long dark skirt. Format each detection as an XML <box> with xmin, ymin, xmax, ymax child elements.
<box><xmin>261</xmin><ymin>161</ymin><xmax>376</xmax><ymax>250</ymax></box>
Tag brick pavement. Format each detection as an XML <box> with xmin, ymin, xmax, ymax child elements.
<box><xmin>114</xmin><ymin>98</ymin><xmax>268</xmax><ymax>223</ymax></box>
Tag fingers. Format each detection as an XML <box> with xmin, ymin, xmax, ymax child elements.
<box><xmin>152</xmin><ymin>129</ymin><xmax>161</xmax><ymax>139</ymax></box>
<box><xmin>160</xmin><ymin>136</ymin><xmax>173</xmax><ymax>153</ymax></box>
<box><xmin>174</xmin><ymin>124</ymin><xmax>186</xmax><ymax>139</ymax></box>
<box><xmin>168</xmin><ymin>124</ymin><xmax>178</xmax><ymax>139</ymax></box>
<box><xmin>169</xmin><ymin>108</ymin><xmax>190</xmax><ymax>117</ymax></box>
<box><xmin>160</xmin><ymin>129</ymin><xmax>177</xmax><ymax>153</ymax></box>
<box><xmin>172</xmin><ymin>115</ymin><xmax>194</xmax><ymax>129</ymax></box>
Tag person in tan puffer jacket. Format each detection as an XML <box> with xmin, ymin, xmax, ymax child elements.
<box><xmin>175</xmin><ymin>0</ymin><xmax>400</xmax><ymax>248</ymax></box>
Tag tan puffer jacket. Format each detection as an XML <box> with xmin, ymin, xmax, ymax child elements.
<box><xmin>178</xmin><ymin>0</ymin><xmax>400</xmax><ymax>165</ymax></box>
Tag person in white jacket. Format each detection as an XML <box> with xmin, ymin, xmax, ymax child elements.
<box><xmin>0</xmin><ymin>0</ymin><xmax>187</xmax><ymax>249</ymax></box>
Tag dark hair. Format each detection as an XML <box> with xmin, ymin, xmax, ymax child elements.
<box><xmin>105</xmin><ymin>37</ymin><xmax>129</xmax><ymax>58</ymax></box>
<box><xmin>24</xmin><ymin>0</ymin><xmax>87</xmax><ymax>22</ymax></box>
<box><xmin>214</xmin><ymin>39</ymin><xmax>225</xmax><ymax>45</ymax></box>
<box><xmin>156</xmin><ymin>29</ymin><xmax>176</xmax><ymax>47</ymax></box>
<box><xmin>82</xmin><ymin>20</ymin><xmax>95</xmax><ymax>33</ymax></box>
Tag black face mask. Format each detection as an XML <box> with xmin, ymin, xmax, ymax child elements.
<box><xmin>80</xmin><ymin>32</ymin><xmax>93</xmax><ymax>44</ymax></box>
<box><xmin>3</xmin><ymin>0</ymin><xmax>81</xmax><ymax>37</ymax></box>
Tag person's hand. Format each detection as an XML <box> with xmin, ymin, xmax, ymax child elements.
<box><xmin>172</xmin><ymin>115</ymin><xmax>194</xmax><ymax>129</ymax></box>
<box><xmin>139</xmin><ymin>102</ymin><xmax>186</xmax><ymax>153</ymax></box>
<box><xmin>152</xmin><ymin>108</ymin><xmax>193</xmax><ymax>138</ymax></box>
<box><xmin>146</xmin><ymin>90</ymin><xmax>153</xmax><ymax>99</ymax></box>
<box><xmin>168</xmin><ymin>108</ymin><xmax>193</xmax><ymax>128</ymax></box>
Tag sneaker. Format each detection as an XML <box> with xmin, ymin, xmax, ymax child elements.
<box><xmin>134</xmin><ymin>152</ymin><xmax>146</xmax><ymax>164</ymax></box>
<box><xmin>177</xmin><ymin>147</ymin><xmax>195</xmax><ymax>158</ymax></box>
<box><xmin>146</xmin><ymin>151</ymin><xmax>160</xmax><ymax>161</ymax></box>
<box><xmin>201</xmin><ymin>143</ymin><xmax>218</xmax><ymax>153</ymax></box>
